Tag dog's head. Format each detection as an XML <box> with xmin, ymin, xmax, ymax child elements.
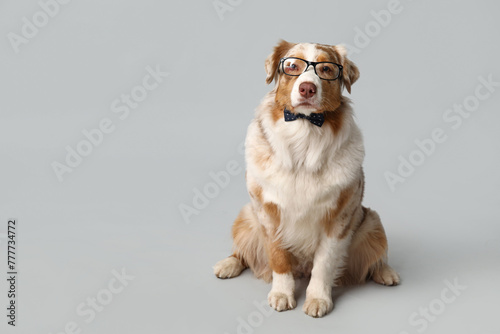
<box><xmin>265</xmin><ymin>40</ymin><xmax>359</xmax><ymax>115</ymax></box>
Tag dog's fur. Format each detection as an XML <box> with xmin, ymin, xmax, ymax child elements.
<box><xmin>214</xmin><ymin>40</ymin><xmax>399</xmax><ymax>318</ymax></box>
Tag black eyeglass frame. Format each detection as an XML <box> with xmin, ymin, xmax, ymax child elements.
<box><xmin>279</xmin><ymin>57</ymin><xmax>343</xmax><ymax>81</ymax></box>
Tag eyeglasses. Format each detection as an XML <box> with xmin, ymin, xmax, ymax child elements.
<box><xmin>280</xmin><ymin>57</ymin><xmax>343</xmax><ymax>81</ymax></box>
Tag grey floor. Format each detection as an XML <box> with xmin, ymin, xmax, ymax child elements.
<box><xmin>1</xmin><ymin>1</ymin><xmax>499</xmax><ymax>333</ymax></box>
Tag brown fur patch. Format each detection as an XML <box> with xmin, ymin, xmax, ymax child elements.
<box><xmin>267</xmin><ymin>240</ymin><xmax>295</xmax><ymax>274</ymax></box>
<box><xmin>333</xmin><ymin>46</ymin><xmax>360</xmax><ymax>94</ymax></box>
<box><xmin>316</xmin><ymin>53</ymin><xmax>333</xmax><ymax>63</ymax></box>
<box><xmin>263</xmin><ymin>202</ymin><xmax>280</xmax><ymax>227</ymax></box>
<box><xmin>323</xmin><ymin>105</ymin><xmax>345</xmax><ymax>134</ymax></box>
<box><xmin>340</xmin><ymin>59</ymin><xmax>360</xmax><ymax>94</ymax></box>
<box><xmin>260</xmin><ymin>202</ymin><xmax>296</xmax><ymax>274</ymax></box>
<box><xmin>265</xmin><ymin>40</ymin><xmax>296</xmax><ymax>84</ymax></box>
<box><xmin>315</xmin><ymin>45</ymin><xmax>342</xmax><ymax>64</ymax></box>
<box><xmin>321</xmin><ymin>186</ymin><xmax>355</xmax><ymax>238</ymax></box>
<box><xmin>274</xmin><ymin>75</ymin><xmax>298</xmax><ymax>120</ymax></box>
<box><xmin>270</xmin><ymin>104</ymin><xmax>284</xmax><ymax>123</ymax></box>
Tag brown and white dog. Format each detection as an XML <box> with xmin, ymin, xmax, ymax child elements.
<box><xmin>213</xmin><ymin>40</ymin><xmax>400</xmax><ymax>318</ymax></box>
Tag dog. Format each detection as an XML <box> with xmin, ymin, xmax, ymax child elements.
<box><xmin>213</xmin><ymin>40</ymin><xmax>400</xmax><ymax>318</ymax></box>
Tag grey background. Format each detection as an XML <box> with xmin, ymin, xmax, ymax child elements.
<box><xmin>1</xmin><ymin>0</ymin><xmax>499</xmax><ymax>333</ymax></box>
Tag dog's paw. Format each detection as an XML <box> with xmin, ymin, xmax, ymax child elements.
<box><xmin>303</xmin><ymin>298</ymin><xmax>333</xmax><ymax>318</ymax></box>
<box><xmin>268</xmin><ymin>291</ymin><xmax>296</xmax><ymax>312</ymax></box>
<box><xmin>372</xmin><ymin>264</ymin><xmax>400</xmax><ymax>286</ymax></box>
<box><xmin>213</xmin><ymin>257</ymin><xmax>245</xmax><ymax>279</ymax></box>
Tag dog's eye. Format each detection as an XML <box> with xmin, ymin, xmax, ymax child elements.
<box><xmin>316</xmin><ymin>63</ymin><xmax>340</xmax><ymax>80</ymax></box>
<box><xmin>285</xmin><ymin>62</ymin><xmax>304</xmax><ymax>75</ymax></box>
<box><xmin>283</xmin><ymin>59</ymin><xmax>307</xmax><ymax>76</ymax></box>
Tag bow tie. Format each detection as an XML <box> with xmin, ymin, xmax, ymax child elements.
<box><xmin>284</xmin><ymin>108</ymin><xmax>325</xmax><ymax>127</ymax></box>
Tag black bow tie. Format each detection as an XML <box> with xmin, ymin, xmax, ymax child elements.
<box><xmin>284</xmin><ymin>108</ymin><xmax>325</xmax><ymax>127</ymax></box>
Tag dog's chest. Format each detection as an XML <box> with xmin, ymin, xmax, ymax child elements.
<box><xmin>259</xmin><ymin>121</ymin><xmax>360</xmax><ymax>255</ymax></box>
<box><xmin>276</xmin><ymin>121</ymin><xmax>334</xmax><ymax>172</ymax></box>
<box><xmin>267</xmin><ymin>122</ymin><xmax>350</xmax><ymax>208</ymax></box>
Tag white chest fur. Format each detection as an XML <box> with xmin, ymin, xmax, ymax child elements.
<box><xmin>245</xmin><ymin>97</ymin><xmax>365</xmax><ymax>257</ymax></box>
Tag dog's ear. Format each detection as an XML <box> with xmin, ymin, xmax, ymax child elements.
<box><xmin>265</xmin><ymin>39</ymin><xmax>295</xmax><ymax>85</ymax></box>
<box><xmin>334</xmin><ymin>45</ymin><xmax>360</xmax><ymax>94</ymax></box>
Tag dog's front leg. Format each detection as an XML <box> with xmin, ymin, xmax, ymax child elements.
<box><xmin>303</xmin><ymin>234</ymin><xmax>351</xmax><ymax>317</ymax></box>
<box><xmin>254</xmin><ymin>199</ymin><xmax>297</xmax><ymax>312</ymax></box>
<box><xmin>266</xmin><ymin>239</ymin><xmax>297</xmax><ymax>311</ymax></box>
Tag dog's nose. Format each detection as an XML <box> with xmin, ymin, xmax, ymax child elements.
<box><xmin>299</xmin><ymin>82</ymin><xmax>317</xmax><ymax>99</ymax></box>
